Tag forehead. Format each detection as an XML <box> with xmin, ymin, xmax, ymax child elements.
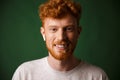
<box><xmin>43</xmin><ymin>15</ymin><xmax>77</xmax><ymax>27</ymax></box>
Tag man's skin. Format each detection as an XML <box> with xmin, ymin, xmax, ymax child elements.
<box><xmin>41</xmin><ymin>14</ymin><xmax>81</xmax><ymax>71</ymax></box>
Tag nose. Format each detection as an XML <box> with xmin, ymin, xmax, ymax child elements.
<box><xmin>57</xmin><ymin>29</ymin><xmax>67</xmax><ymax>41</ymax></box>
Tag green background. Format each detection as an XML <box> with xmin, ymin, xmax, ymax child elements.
<box><xmin>0</xmin><ymin>0</ymin><xmax>120</xmax><ymax>80</ymax></box>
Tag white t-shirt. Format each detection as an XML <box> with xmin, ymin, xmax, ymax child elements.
<box><xmin>12</xmin><ymin>57</ymin><xmax>109</xmax><ymax>80</ymax></box>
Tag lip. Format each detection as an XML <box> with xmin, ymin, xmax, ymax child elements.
<box><xmin>54</xmin><ymin>44</ymin><xmax>68</xmax><ymax>50</ymax></box>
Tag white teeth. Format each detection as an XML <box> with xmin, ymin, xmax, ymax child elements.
<box><xmin>56</xmin><ymin>45</ymin><xmax>66</xmax><ymax>48</ymax></box>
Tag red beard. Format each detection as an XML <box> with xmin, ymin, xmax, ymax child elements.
<box><xmin>46</xmin><ymin>40</ymin><xmax>75</xmax><ymax>60</ymax></box>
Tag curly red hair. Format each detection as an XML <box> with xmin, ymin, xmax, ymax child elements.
<box><xmin>38</xmin><ymin>0</ymin><xmax>82</xmax><ymax>25</ymax></box>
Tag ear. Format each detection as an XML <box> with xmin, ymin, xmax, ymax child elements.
<box><xmin>40</xmin><ymin>27</ymin><xmax>46</xmax><ymax>41</ymax></box>
<box><xmin>78</xmin><ymin>26</ymin><xmax>82</xmax><ymax>35</ymax></box>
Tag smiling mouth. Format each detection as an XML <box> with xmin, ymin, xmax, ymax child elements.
<box><xmin>56</xmin><ymin>44</ymin><xmax>67</xmax><ymax>48</ymax></box>
<box><xmin>54</xmin><ymin>44</ymin><xmax>68</xmax><ymax>50</ymax></box>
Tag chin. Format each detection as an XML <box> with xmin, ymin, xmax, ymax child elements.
<box><xmin>50</xmin><ymin>51</ymin><xmax>73</xmax><ymax>60</ymax></box>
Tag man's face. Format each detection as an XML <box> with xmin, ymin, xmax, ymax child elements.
<box><xmin>41</xmin><ymin>15</ymin><xmax>81</xmax><ymax>60</ymax></box>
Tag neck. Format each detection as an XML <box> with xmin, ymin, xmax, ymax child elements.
<box><xmin>47</xmin><ymin>54</ymin><xmax>80</xmax><ymax>71</ymax></box>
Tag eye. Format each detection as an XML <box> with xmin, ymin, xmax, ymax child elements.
<box><xmin>66</xmin><ymin>27</ymin><xmax>74</xmax><ymax>32</ymax></box>
<box><xmin>50</xmin><ymin>28</ymin><xmax>57</xmax><ymax>32</ymax></box>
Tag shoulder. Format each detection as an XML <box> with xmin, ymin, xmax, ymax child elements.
<box><xmin>76</xmin><ymin>61</ymin><xmax>109</xmax><ymax>80</ymax></box>
<box><xmin>15</xmin><ymin>57</ymin><xmax>47</xmax><ymax>73</ymax></box>
<box><xmin>21</xmin><ymin>57</ymin><xmax>47</xmax><ymax>67</ymax></box>
<box><xmin>12</xmin><ymin>57</ymin><xmax>47</xmax><ymax>80</ymax></box>
<box><xmin>80</xmin><ymin>61</ymin><xmax>105</xmax><ymax>73</ymax></box>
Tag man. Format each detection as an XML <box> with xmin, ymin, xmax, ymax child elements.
<box><xmin>12</xmin><ymin>0</ymin><xmax>109</xmax><ymax>80</ymax></box>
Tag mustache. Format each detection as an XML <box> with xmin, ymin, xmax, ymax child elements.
<box><xmin>54</xmin><ymin>40</ymin><xmax>71</xmax><ymax>45</ymax></box>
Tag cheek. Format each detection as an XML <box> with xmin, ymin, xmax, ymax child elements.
<box><xmin>67</xmin><ymin>33</ymin><xmax>79</xmax><ymax>45</ymax></box>
<box><xmin>45</xmin><ymin>34</ymin><xmax>55</xmax><ymax>45</ymax></box>
<box><xmin>68</xmin><ymin>33</ymin><xmax>78</xmax><ymax>40</ymax></box>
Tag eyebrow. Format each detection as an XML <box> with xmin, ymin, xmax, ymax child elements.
<box><xmin>48</xmin><ymin>24</ymin><xmax>76</xmax><ymax>28</ymax></box>
<box><xmin>48</xmin><ymin>25</ymin><xmax>58</xmax><ymax>28</ymax></box>
<box><xmin>46</xmin><ymin>21</ymin><xmax>77</xmax><ymax>27</ymax></box>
